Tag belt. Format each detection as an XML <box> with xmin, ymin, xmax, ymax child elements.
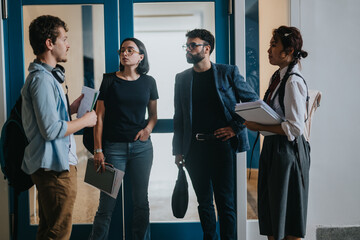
<box><xmin>195</xmin><ymin>133</ymin><xmax>217</xmax><ymax>141</ymax></box>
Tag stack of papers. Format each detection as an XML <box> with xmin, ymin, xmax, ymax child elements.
<box><xmin>84</xmin><ymin>158</ymin><xmax>124</xmax><ymax>199</ymax></box>
<box><xmin>235</xmin><ymin>100</ymin><xmax>283</xmax><ymax>136</ymax></box>
<box><xmin>77</xmin><ymin>86</ymin><xmax>100</xmax><ymax>118</ymax></box>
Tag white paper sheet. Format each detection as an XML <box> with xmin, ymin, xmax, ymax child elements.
<box><xmin>235</xmin><ymin>100</ymin><xmax>283</xmax><ymax>136</ymax></box>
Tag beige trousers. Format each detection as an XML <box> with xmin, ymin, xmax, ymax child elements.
<box><xmin>31</xmin><ymin>165</ymin><xmax>77</xmax><ymax>240</ymax></box>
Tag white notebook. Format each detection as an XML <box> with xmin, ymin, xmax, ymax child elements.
<box><xmin>235</xmin><ymin>100</ymin><xmax>283</xmax><ymax>136</ymax></box>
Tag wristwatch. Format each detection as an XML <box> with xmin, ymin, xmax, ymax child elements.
<box><xmin>94</xmin><ymin>148</ymin><xmax>103</xmax><ymax>154</ymax></box>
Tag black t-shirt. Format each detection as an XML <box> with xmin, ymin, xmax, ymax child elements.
<box><xmin>192</xmin><ymin>68</ymin><xmax>227</xmax><ymax>134</ymax></box>
<box><xmin>98</xmin><ymin>73</ymin><xmax>159</xmax><ymax>142</ymax></box>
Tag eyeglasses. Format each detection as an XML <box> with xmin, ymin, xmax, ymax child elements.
<box><xmin>117</xmin><ymin>48</ymin><xmax>141</xmax><ymax>56</ymax></box>
<box><xmin>182</xmin><ymin>42</ymin><xmax>208</xmax><ymax>51</ymax></box>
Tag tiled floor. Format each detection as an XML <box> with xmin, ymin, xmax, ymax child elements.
<box><xmin>30</xmin><ymin>165</ymin><xmax>259</xmax><ymax>224</ymax></box>
<box><xmin>247</xmin><ymin>169</ymin><xmax>258</xmax><ymax>220</ymax></box>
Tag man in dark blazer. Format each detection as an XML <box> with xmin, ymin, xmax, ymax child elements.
<box><xmin>173</xmin><ymin>29</ymin><xmax>258</xmax><ymax>240</ymax></box>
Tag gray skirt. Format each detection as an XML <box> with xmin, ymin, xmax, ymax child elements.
<box><xmin>258</xmin><ymin>134</ymin><xmax>310</xmax><ymax>240</ymax></box>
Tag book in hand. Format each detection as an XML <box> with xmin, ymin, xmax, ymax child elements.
<box><xmin>84</xmin><ymin>158</ymin><xmax>124</xmax><ymax>199</ymax></box>
<box><xmin>77</xmin><ymin>86</ymin><xmax>100</xmax><ymax>118</ymax></box>
<box><xmin>235</xmin><ymin>100</ymin><xmax>283</xmax><ymax>136</ymax></box>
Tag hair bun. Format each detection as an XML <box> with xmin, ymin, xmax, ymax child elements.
<box><xmin>300</xmin><ymin>50</ymin><xmax>308</xmax><ymax>58</ymax></box>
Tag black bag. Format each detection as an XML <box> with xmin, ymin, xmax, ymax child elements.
<box><xmin>171</xmin><ymin>165</ymin><xmax>189</xmax><ymax>218</ymax></box>
<box><xmin>0</xmin><ymin>97</ymin><xmax>33</xmax><ymax>192</ymax></box>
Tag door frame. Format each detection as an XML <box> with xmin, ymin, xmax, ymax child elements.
<box><xmin>4</xmin><ymin>0</ymin><xmax>120</xmax><ymax>239</ymax></box>
<box><xmin>119</xmin><ymin>0</ymin><xmax>234</xmax><ymax>239</ymax></box>
<box><xmin>0</xmin><ymin>1</ymin><xmax>10</xmax><ymax>239</ymax></box>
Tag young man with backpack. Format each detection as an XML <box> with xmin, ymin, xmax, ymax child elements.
<box><xmin>21</xmin><ymin>15</ymin><xmax>97</xmax><ymax>239</ymax></box>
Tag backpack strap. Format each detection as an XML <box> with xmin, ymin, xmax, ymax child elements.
<box><xmin>276</xmin><ymin>72</ymin><xmax>309</xmax><ymax>123</ymax></box>
<box><xmin>274</xmin><ymin>73</ymin><xmax>309</xmax><ymax>187</ymax></box>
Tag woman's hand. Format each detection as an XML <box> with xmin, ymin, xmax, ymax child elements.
<box><xmin>94</xmin><ymin>152</ymin><xmax>105</xmax><ymax>173</ymax></box>
<box><xmin>134</xmin><ymin>127</ymin><xmax>152</xmax><ymax>141</ymax></box>
<box><xmin>244</xmin><ymin>121</ymin><xmax>262</xmax><ymax>132</ymax></box>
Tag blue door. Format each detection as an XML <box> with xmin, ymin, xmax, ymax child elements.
<box><xmin>4</xmin><ymin>0</ymin><xmax>233</xmax><ymax>239</ymax></box>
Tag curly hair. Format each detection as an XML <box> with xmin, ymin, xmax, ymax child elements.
<box><xmin>29</xmin><ymin>15</ymin><xmax>68</xmax><ymax>55</ymax></box>
<box><xmin>186</xmin><ymin>29</ymin><xmax>215</xmax><ymax>54</ymax></box>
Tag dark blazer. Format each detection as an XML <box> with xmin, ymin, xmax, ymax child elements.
<box><xmin>173</xmin><ymin>62</ymin><xmax>259</xmax><ymax>156</ymax></box>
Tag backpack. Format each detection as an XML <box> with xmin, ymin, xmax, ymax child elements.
<box><xmin>0</xmin><ymin>96</ymin><xmax>34</xmax><ymax>192</ymax></box>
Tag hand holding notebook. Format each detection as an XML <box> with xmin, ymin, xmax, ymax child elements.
<box><xmin>235</xmin><ymin>100</ymin><xmax>283</xmax><ymax>136</ymax></box>
<box><xmin>84</xmin><ymin>158</ymin><xmax>124</xmax><ymax>199</ymax></box>
<box><xmin>77</xmin><ymin>86</ymin><xmax>99</xmax><ymax>118</ymax></box>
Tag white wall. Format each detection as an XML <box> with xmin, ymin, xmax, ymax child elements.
<box><xmin>291</xmin><ymin>0</ymin><xmax>360</xmax><ymax>239</ymax></box>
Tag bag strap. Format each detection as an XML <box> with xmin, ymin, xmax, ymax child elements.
<box><xmin>248</xmin><ymin>132</ymin><xmax>260</xmax><ymax>180</ymax></box>
<box><xmin>275</xmin><ymin>72</ymin><xmax>309</xmax><ymax>123</ymax></box>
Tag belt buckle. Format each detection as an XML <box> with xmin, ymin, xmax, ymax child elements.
<box><xmin>196</xmin><ymin>133</ymin><xmax>206</xmax><ymax>141</ymax></box>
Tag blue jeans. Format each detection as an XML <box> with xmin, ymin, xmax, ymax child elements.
<box><xmin>89</xmin><ymin>139</ymin><xmax>153</xmax><ymax>240</ymax></box>
<box><xmin>186</xmin><ymin>139</ymin><xmax>236</xmax><ymax>240</ymax></box>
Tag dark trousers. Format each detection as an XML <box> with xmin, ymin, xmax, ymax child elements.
<box><xmin>186</xmin><ymin>139</ymin><xmax>236</xmax><ymax>240</ymax></box>
<box><xmin>89</xmin><ymin>140</ymin><xmax>153</xmax><ymax>240</ymax></box>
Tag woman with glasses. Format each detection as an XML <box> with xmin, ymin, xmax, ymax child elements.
<box><xmin>244</xmin><ymin>26</ymin><xmax>310</xmax><ymax>240</ymax></box>
<box><xmin>89</xmin><ymin>38</ymin><xmax>158</xmax><ymax>240</ymax></box>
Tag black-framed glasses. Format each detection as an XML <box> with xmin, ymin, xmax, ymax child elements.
<box><xmin>117</xmin><ymin>47</ymin><xmax>141</xmax><ymax>56</ymax></box>
<box><xmin>182</xmin><ymin>42</ymin><xmax>208</xmax><ymax>51</ymax></box>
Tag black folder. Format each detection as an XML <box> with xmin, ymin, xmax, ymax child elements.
<box><xmin>84</xmin><ymin>158</ymin><xmax>115</xmax><ymax>194</ymax></box>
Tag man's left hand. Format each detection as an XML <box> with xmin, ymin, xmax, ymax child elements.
<box><xmin>214</xmin><ymin>126</ymin><xmax>235</xmax><ymax>141</ymax></box>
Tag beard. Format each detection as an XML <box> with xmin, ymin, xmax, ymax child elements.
<box><xmin>186</xmin><ymin>50</ymin><xmax>205</xmax><ymax>64</ymax></box>
<box><xmin>56</xmin><ymin>56</ymin><xmax>68</xmax><ymax>63</ymax></box>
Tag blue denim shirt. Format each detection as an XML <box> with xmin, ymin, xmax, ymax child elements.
<box><xmin>21</xmin><ymin>61</ymin><xmax>70</xmax><ymax>174</ymax></box>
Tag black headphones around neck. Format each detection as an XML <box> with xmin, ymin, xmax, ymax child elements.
<box><xmin>52</xmin><ymin>64</ymin><xmax>66</xmax><ymax>84</ymax></box>
<box><xmin>34</xmin><ymin>59</ymin><xmax>66</xmax><ymax>84</ymax></box>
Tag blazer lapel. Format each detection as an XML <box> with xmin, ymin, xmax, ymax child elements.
<box><xmin>211</xmin><ymin>63</ymin><xmax>225</xmax><ymax>108</ymax></box>
<box><xmin>183</xmin><ymin>69</ymin><xmax>193</xmax><ymax>125</ymax></box>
